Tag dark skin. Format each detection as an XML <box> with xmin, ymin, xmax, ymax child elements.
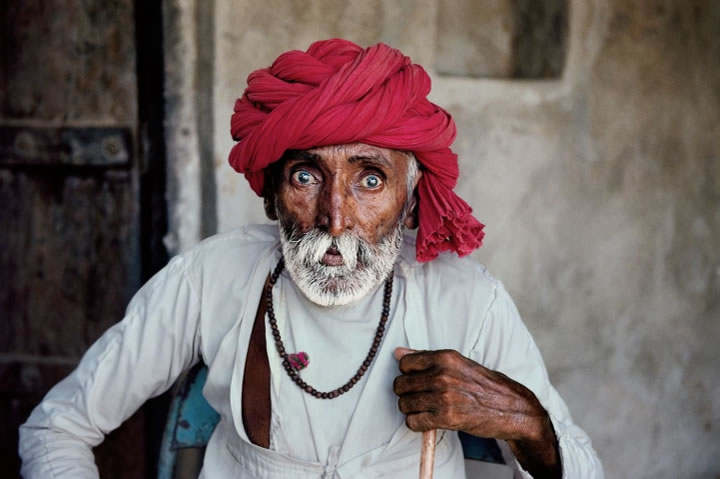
<box><xmin>255</xmin><ymin>143</ymin><xmax>561</xmax><ymax>478</ymax></box>
<box><xmin>268</xmin><ymin>143</ymin><xmax>418</xmax><ymax>245</ymax></box>
<box><xmin>393</xmin><ymin>348</ymin><xmax>561</xmax><ymax>479</ymax></box>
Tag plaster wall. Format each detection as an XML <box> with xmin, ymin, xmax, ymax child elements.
<box><xmin>164</xmin><ymin>1</ymin><xmax>720</xmax><ymax>477</ymax></box>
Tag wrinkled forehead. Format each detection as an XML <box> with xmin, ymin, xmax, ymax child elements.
<box><xmin>304</xmin><ymin>142</ymin><xmax>395</xmax><ymax>158</ymax></box>
<box><xmin>294</xmin><ymin>142</ymin><xmax>411</xmax><ymax>170</ymax></box>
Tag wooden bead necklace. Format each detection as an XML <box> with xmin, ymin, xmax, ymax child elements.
<box><xmin>265</xmin><ymin>258</ymin><xmax>393</xmax><ymax>399</ymax></box>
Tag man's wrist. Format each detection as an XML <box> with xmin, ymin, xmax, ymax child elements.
<box><xmin>505</xmin><ymin>406</ymin><xmax>562</xmax><ymax>479</ymax></box>
<box><xmin>519</xmin><ymin>408</ymin><xmax>556</xmax><ymax>444</ymax></box>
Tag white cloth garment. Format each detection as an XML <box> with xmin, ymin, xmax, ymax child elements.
<box><xmin>19</xmin><ymin>225</ymin><xmax>603</xmax><ymax>478</ymax></box>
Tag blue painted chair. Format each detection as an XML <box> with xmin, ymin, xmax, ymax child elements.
<box><xmin>159</xmin><ymin>364</ymin><xmax>507</xmax><ymax>478</ymax></box>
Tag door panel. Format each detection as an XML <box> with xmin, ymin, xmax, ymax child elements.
<box><xmin>1</xmin><ymin>1</ymin><xmax>164</xmax><ymax>477</ymax></box>
<box><xmin>1</xmin><ymin>0</ymin><xmax>137</xmax><ymax>123</ymax></box>
<box><xmin>0</xmin><ymin>168</ymin><xmax>139</xmax><ymax>357</ymax></box>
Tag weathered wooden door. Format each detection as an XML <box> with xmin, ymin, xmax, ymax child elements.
<box><xmin>1</xmin><ymin>1</ymin><xmax>167</xmax><ymax>477</ymax></box>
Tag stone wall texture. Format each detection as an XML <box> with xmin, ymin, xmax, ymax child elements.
<box><xmin>165</xmin><ymin>0</ymin><xmax>720</xmax><ymax>477</ymax></box>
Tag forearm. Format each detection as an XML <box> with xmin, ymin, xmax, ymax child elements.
<box><xmin>19</xmin><ymin>333</ymin><xmax>122</xmax><ymax>478</ymax></box>
<box><xmin>19</xmin><ymin>421</ymin><xmax>100</xmax><ymax>479</ymax></box>
<box><xmin>471</xmin><ymin>281</ymin><xmax>603</xmax><ymax>478</ymax></box>
<box><xmin>19</xmin><ymin>255</ymin><xmax>202</xmax><ymax>477</ymax></box>
<box><xmin>506</xmin><ymin>411</ymin><xmax>561</xmax><ymax>479</ymax></box>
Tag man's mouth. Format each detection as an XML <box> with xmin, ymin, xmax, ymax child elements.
<box><xmin>321</xmin><ymin>246</ymin><xmax>344</xmax><ymax>266</ymax></box>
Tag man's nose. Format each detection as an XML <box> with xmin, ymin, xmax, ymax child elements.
<box><xmin>318</xmin><ymin>180</ymin><xmax>354</xmax><ymax>237</ymax></box>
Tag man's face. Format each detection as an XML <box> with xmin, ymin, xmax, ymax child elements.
<box><xmin>271</xmin><ymin>143</ymin><xmax>419</xmax><ymax>306</ymax></box>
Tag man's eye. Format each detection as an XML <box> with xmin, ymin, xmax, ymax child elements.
<box><xmin>292</xmin><ymin>170</ymin><xmax>316</xmax><ymax>185</ymax></box>
<box><xmin>360</xmin><ymin>174</ymin><xmax>382</xmax><ymax>189</ymax></box>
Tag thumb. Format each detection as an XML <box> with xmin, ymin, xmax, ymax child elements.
<box><xmin>394</xmin><ymin>347</ymin><xmax>417</xmax><ymax>361</ymax></box>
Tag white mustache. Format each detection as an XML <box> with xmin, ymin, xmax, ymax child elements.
<box><xmin>285</xmin><ymin>228</ymin><xmax>362</xmax><ymax>271</ymax></box>
<box><xmin>278</xmin><ymin>220</ymin><xmax>404</xmax><ymax>307</ymax></box>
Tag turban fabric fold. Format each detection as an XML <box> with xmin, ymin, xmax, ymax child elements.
<box><xmin>229</xmin><ymin>38</ymin><xmax>484</xmax><ymax>262</ymax></box>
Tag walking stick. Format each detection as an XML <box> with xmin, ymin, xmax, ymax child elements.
<box><xmin>419</xmin><ymin>429</ymin><xmax>437</xmax><ymax>479</ymax></box>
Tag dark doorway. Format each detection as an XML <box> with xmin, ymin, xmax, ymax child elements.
<box><xmin>1</xmin><ymin>1</ymin><xmax>168</xmax><ymax>477</ymax></box>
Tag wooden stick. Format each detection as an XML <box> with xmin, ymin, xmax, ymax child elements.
<box><xmin>419</xmin><ymin>429</ymin><xmax>437</xmax><ymax>479</ymax></box>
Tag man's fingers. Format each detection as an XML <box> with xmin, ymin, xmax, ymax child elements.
<box><xmin>393</xmin><ymin>347</ymin><xmax>416</xmax><ymax>360</ymax></box>
<box><xmin>397</xmin><ymin>392</ymin><xmax>434</xmax><ymax>414</ymax></box>
<box><xmin>405</xmin><ymin>412</ymin><xmax>437</xmax><ymax>432</ymax></box>
<box><xmin>396</xmin><ymin>348</ymin><xmax>467</xmax><ymax>375</ymax></box>
<box><xmin>393</xmin><ymin>371</ymin><xmax>434</xmax><ymax>395</ymax></box>
<box><xmin>396</xmin><ymin>349</ymin><xmax>440</xmax><ymax>374</ymax></box>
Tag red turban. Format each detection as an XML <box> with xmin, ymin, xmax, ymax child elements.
<box><xmin>229</xmin><ymin>38</ymin><xmax>484</xmax><ymax>262</ymax></box>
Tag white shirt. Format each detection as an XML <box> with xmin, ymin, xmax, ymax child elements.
<box><xmin>19</xmin><ymin>225</ymin><xmax>603</xmax><ymax>478</ymax></box>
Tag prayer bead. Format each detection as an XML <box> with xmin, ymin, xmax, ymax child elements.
<box><xmin>265</xmin><ymin>258</ymin><xmax>393</xmax><ymax>400</ymax></box>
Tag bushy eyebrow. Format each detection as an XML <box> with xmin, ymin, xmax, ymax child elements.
<box><xmin>286</xmin><ymin>151</ymin><xmax>320</xmax><ymax>163</ymax></box>
<box><xmin>348</xmin><ymin>154</ymin><xmax>392</xmax><ymax>170</ymax></box>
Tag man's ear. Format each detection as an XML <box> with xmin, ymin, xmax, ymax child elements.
<box><xmin>403</xmin><ymin>169</ymin><xmax>422</xmax><ymax>229</ymax></box>
<box><xmin>264</xmin><ymin>195</ymin><xmax>278</xmax><ymax>221</ymax></box>
<box><xmin>404</xmin><ymin>192</ymin><xmax>420</xmax><ymax>229</ymax></box>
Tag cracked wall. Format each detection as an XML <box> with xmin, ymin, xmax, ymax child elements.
<box><xmin>164</xmin><ymin>1</ymin><xmax>720</xmax><ymax>477</ymax></box>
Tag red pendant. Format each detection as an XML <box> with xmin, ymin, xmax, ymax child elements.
<box><xmin>287</xmin><ymin>352</ymin><xmax>309</xmax><ymax>370</ymax></box>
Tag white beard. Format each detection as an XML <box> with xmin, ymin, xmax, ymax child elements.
<box><xmin>278</xmin><ymin>222</ymin><xmax>404</xmax><ymax>307</ymax></box>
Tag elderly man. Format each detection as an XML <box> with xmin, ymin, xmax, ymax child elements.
<box><xmin>20</xmin><ymin>39</ymin><xmax>602</xmax><ymax>478</ymax></box>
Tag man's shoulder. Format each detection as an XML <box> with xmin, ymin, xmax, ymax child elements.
<box><xmin>193</xmin><ymin>224</ymin><xmax>279</xmax><ymax>250</ymax></box>
<box><xmin>181</xmin><ymin>224</ymin><xmax>279</xmax><ymax>275</ymax></box>
<box><xmin>398</xmin><ymin>234</ymin><xmax>504</xmax><ymax>352</ymax></box>
<box><xmin>398</xmin><ymin>233</ymin><xmax>498</xmax><ymax>293</ymax></box>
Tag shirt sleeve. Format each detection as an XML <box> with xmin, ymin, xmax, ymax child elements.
<box><xmin>469</xmin><ymin>279</ymin><xmax>604</xmax><ymax>479</ymax></box>
<box><xmin>18</xmin><ymin>255</ymin><xmax>203</xmax><ymax>479</ymax></box>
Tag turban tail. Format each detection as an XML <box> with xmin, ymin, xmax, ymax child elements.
<box><xmin>228</xmin><ymin>39</ymin><xmax>484</xmax><ymax>262</ymax></box>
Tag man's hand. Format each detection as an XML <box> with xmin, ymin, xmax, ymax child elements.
<box><xmin>393</xmin><ymin>347</ymin><xmax>562</xmax><ymax>479</ymax></box>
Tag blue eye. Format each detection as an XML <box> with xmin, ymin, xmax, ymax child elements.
<box><xmin>293</xmin><ymin>170</ymin><xmax>315</xmax><ymax>185</ymax></box>
<box><xmin>361</xmin><ymin>174</ymin><xmax>382</xmax><ymax>189</ymax></box>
